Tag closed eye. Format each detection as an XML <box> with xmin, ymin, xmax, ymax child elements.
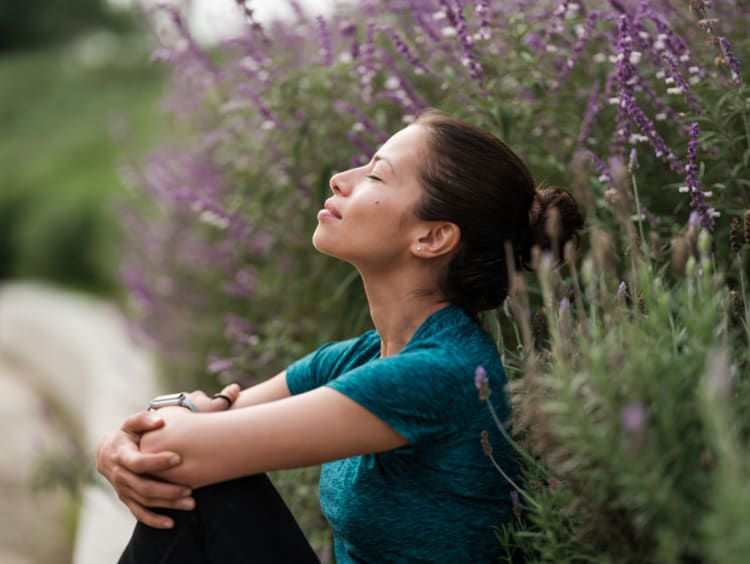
<box><xmin>367</xmin><ymin>174</ymin><xmax>382</xmax><ymax>182</ymax></box>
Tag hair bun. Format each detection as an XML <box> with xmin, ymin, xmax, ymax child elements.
<box><xmin>528</xmin><ymin>187</ymin><xmax>584</xmax><ymax>259</ymax></box>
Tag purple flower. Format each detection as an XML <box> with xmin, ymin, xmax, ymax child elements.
<box><xmin>316</xmin><ymin>15</ymin><xmax>333</xmax><ymax>66</ymax></box>
<box><xmin>510</xmin><ymin>490</ymin><xmax>522</xmax><ymax>518</ymax></box>
<box><xmin>583</xmin><ymin>149</ymin><xmax>611</xmax><ymax>182</ymax></box>
<box><xmin>558</xmin><ymin>10</ymin><xmax>602</xmax><ymax>83</ymax></box>
<box><xmin>380</xmin><ymin>25</ymin><xmax>427</xmax><ymax>75</ymax></box>
<box><xmin>577</xmin><ymin>80</ymin><xmax>602</xmax><ymax>146</ymax></box>
<box><xmin>248</xmin><ymin>231</ymin><xmax>272</xmax><ymax>257</ymax></box>
<box><xmin>449</xmin><ymin>0</ymin><xmax>483</xmax><ymax>83</ymax></box>
<box><xmin>339</xmin><ymin>20</ymin><xmax>360</xmax><ymax>59</ymax></box>
<box><xmin>359</xmin><ymin>20</ymin><xmax>376</xmax><ymax>103</ymax></box>
<box><xmin>627</xmin><ymin>147</ymin><xmax>638</xmax><ymax>172</ymax></box>
<box><xmin>474</xmin><ymin>0</ymin><xmax>491</xmax><ymax>41</ymax></box>
<box><xmin>617</xmin><ymin>280</ymin><xmax>628</xmax><ymax>297</ymax></box>
<box><xmin>621</xmin><ymin>402</ymin><xmax>646</xmax><ymax>434</ymax></box>
<box><xmin>223</xmin><ymin>266</ymin><xmax>258</xmax><ymax>297</ymax></box>
<box><xmin>659</xmin><ymin>50</ymin><xmax>702</xmax><ymax>113</ymax></box>
<box><xmin>685</xmin><ymin>122</ymin><xmax>716</xmax><ymax>231</ymax></box>
<box><xmin>620</xmin><ymin>91</ymin><xmax>683</xmax><ymax>175</ymax></box>
<box><xmin>474</xmin><ymin>365</ymin><xmax>491</xmax><ymax>400</ymax></box>
<box><xmin>224</xmin><ymin>314</ymin><xmax>257</xmax><ymax>346</ymax></box>
<box><xmin>208</xmin><ymin>356</ymin><xmax>234</xmax><ymax>374</ymax></box>
<box><xmin>335</xmin><ymin>100</ymin><xmax>389</xmax><ymax>143</ymax></box>
<box><xmin>718</xmin><ymin>37</ymin><xmax>742</xmax><ymax>85</ymax></box>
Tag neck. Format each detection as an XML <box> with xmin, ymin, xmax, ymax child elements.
<box><xmin>359</xmin><ymin>268</ymin><xmax>448</xmax><ymax>357</ymax></box>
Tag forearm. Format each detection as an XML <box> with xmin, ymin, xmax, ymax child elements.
<box><xmin>231</xmin><ymin>370</ymin><xmax>290</xmax><ymax>409</ymax></box>
<box><xmin>141</xmin><ymin>387</ymin><xmax>408</xmax><ymax>489</ymax></box>
<box><xmin>139</xmin><ymin>406</ymin><xmax>292</xmax><ymax>488</ymax></box>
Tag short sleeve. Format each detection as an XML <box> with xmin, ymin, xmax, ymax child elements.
<box><xmin>286</xmin><ymin>331</ymin><xmax>380</xmax><ymax>395</ymax></box>
<box><xmin>326</xmin><ymin>348</ymin><xmax>480</xmax><ymax>445</ymax></box>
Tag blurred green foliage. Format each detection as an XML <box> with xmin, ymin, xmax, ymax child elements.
<box><xmin>0</xmin><ymin>0</ymin><xmax>134</xmax><ymax>52</ymax></box>
<box><xmin>0</xmin><ymin>39</ymin><xmax>165</xmax><ymax>295</ymax></box>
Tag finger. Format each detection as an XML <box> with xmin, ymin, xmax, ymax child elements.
<box><xmin>122</xmin><ymin>497</ymin><xmax>174</xmax><ymax>529</ymax></box>
<box><xmin>121</xmin><ymin>411</ymin><xmax>165</xmax><ymax>435</ymax></box>
<box><xmin>120</xmin><ymin>449</ymin><xmax>182</xmax><ymax>475</ymax></box>
<box><xmin>220</xmin><ymin>382</ymin><xmax>241</xmax><ymax>401</ymax></box>
<box><xmin>213</xmin><ymin>383</ymin><xmax>240</xmax><ymax>409</ymax></box>
<box><xmin>123</xmin><ymin>483</ymin><xmax>195</xmax><ymax>511</ymax></box>
<box><xmin>120</xmin><ymin>471</ymin><xmax>192</xmax><ymax>502</ymax></box>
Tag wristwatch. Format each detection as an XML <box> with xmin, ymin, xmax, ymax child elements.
<box><xmin>148</xmin><ymin>392</ymin><xmax>197</xmax><ymax>412</ymax></box>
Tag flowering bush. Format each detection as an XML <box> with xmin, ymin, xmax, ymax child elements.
<box><xmin>122</xmin><ymin>0</ymin><xmax>749</xmax><ymax>559</ymax></box>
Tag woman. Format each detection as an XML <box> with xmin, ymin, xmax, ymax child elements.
<box><xmin>97</xmin><ymin>110</ymin><xmax>583</xmax><ymax>563</ymax></box>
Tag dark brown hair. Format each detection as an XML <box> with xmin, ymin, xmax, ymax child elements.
<box><xmin>414</xmin><ymin>109</ymin><xmax>584</xmax><ymax>316</ymax></box>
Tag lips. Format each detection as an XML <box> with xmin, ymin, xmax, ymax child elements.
<box><xmin>324</xmin><ymin>199</ymin><xmax>342</xmax><ymax>219</ymax></box>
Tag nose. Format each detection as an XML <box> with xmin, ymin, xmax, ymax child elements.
<box><xmin>329</xmin><ymin>167</ymin><xmax>356</xmax><ymax>196</ymax></box>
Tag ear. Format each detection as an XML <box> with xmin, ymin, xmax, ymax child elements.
<box><xmin>412</xmin><ymin>222</ymin><xmax>460</xmax><ymax>258</ymax></box>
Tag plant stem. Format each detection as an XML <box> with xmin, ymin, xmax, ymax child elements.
<box><xmin>631</xmin><ymin>173</ymin><xmax>647</xmax><ymax>260</ymax></box>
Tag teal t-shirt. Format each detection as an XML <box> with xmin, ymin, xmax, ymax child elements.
<box><xmin>286</xmin><ymin>305</ymin><xmax>517</xmax><ymax>563</ymax></box>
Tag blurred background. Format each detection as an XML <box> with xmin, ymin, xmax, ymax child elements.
<box><xmin>0</xmin><ymin>1</ymin><xmax>330</xmax><ymax>563</ymax></box>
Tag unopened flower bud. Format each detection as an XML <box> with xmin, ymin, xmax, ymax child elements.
<box><xmin>670</xmin><ymin>237</ymin><xmax>689</xmax><ymax>275</ymax></box>
<box><xmin>686</xmin><ymin>256</ymin><xmax>697</xmax><ymax>278</ymax></box>
<box><xmin>480</xmin><ymin>430</ymin><xmax>493</xmax><ymax>457</ymax></box>
<box><xmin>698</xmin><ymin>229</ymin><xmax>712</xmax><ymax>258</ymax></box>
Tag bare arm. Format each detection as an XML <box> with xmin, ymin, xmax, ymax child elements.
<box><xmin>230</xmin><ymin>370</ymin><xmax>290</xmax><ymax>409</ymax></box>
<box><xmin>141</xmin><ymin>386</ymin><xmax>408</xmax><ymax>489</ymax></box>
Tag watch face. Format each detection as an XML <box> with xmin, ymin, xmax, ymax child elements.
<box><xmin>150</xmin><ymin>392</ymin><xmax>185</xmax><ymax>408</ymax></box>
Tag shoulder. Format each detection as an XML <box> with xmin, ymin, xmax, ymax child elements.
<box><xmin>312</xmin><ymin>330</ymin><xmax>380</xmax><ymax>365</ymax></box>
<box><xmin>286</xmin><ymin>330</ymin><xmax>380</xmax><ymax>394</ymax></box>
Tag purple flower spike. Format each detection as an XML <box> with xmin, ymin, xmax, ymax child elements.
<box><xmin>316</xmin><ymin>15</ymin><xmax>333</xmax><ymax>66</ymax></box>
<box><xmin>685</xmin><ymin>123</ymin><xmax>716</xmax><ymax>231</ymax></box>
<box><xmin>621</xmin><ymin>402</ymin><xmax>646</xmax><ymax>434</ymax></box>
<box><xmin>380</xmin><ymin>25</ymin><xmax>427</xmax><ymax>75</ymax></box>
<box><xmin>718</xmin><ymin>37</ymin><xmax>742</xmax><ymax>85</ymax></box>
<box><xmin>449</xmin><ymin>0</ymin><xmax>484</xmax><ymax>83</ymax></box>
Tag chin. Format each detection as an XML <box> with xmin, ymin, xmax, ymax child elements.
<box><xmin>312</xmin><ymin>229</ymin><xmax>351</xmax><ymax>263</ymax></box>
<box><xmin>312</xmin><ymin>228</ymin><xmax>334</xmax><ymax>256</ymax></box>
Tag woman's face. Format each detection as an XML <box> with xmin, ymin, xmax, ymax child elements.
<box><xmin>312</xmin><ymin>124</ymin><xmax>429</xmax><ymax>269</ymax></box>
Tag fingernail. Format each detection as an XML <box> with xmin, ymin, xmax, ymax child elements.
<box><xmin>161</xmin><ymin>519</ymin><xmax>173</xmax><ymax>529</ymax></box>
<box><xmin>147</xmin><ymin>414</ymin><xmax>162</xmax><ymax>425</ymax></box>
<box><xmin>181</xmin><ymin>488</ymin><xmax>192</xmax><ymax>496</ymax></box>
<box><xmin>180</xmin><ymin>498</ymin><xmax>195</xmax><ymax>510</ymax></box>
<box><xmin>169</xmin><ymin>455</ymin><xmax>180</xmax><ymax>465</ymax></box>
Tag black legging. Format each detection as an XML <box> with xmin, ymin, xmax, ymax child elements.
<box><xmin>118</xmin><ymin>474</ymin><xmax>320</xmax><ymax>563</ymax></box>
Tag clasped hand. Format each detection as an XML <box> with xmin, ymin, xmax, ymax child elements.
<box><xmin>95</xmin><ymin>383</ymin><xmax>240</xmax><ymax>528</ymax></box>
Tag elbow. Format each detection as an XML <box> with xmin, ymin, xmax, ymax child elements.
<box><xmin>140</xmin><ymin>420</ymin><xmax>202</xmax><ymax>487</ymax></box>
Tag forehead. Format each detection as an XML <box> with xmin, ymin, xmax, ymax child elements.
<box><xmin>376</xmin><ymin>124</ymin><xmax>428</xmax><ymax>168</ymax></box>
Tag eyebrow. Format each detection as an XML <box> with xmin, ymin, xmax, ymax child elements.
<box><xmin>372</xmin><ymin>155</ymin><xmax>395</xmax><ymax>174</ymax></box>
